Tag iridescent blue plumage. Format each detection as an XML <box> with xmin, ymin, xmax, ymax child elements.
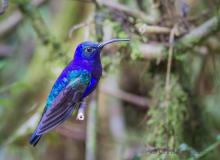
<box><xmin>30</xmin><ymin>39</ymin><xmax>129</xmax><ymax>146</ymax></box>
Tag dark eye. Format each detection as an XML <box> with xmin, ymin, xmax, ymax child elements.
<box><xmin>85</xmin><ymin>47</ymin><xmax>94</xmax><ymax>53</ymax></box>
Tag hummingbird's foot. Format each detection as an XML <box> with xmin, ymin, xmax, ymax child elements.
<box><xmin>76</xmin><ymin>101</ymin><xmax>87</xmax><ymax>121</ymax></box>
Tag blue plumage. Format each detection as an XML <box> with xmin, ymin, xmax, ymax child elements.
<box><xmin>30</xmin><ymin>39</ymin><xmax>129</xmax><ymax>146</ymax></box>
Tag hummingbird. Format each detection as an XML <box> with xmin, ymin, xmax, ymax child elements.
<box><xmin>30</xmin><ymin>38</ymin><xmax>129</xmax><ymax>146</ymax></box>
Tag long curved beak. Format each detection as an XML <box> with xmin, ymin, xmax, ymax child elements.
<box><xmin>98</xmin><ymin>38</ymin><xmax>130</xmax><ymax>49</ymax></box>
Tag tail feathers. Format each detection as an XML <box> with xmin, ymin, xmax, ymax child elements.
<box><xmin>29</xmin><ymin>132</ymin><xmax>42</xmax><ymax>146</ymax></box>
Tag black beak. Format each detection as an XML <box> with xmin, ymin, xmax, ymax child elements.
<box><xmin>98</xmin><ymin>38</ymin><xmax>130</xmax><ymax>49</ymax></box>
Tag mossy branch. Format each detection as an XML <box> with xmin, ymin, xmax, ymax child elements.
<box><xmin>0</xmin><ymin>0</ymin><xmax>47</xmax><ymax>36</ymax></box>
<box><xmin>97</xmin><ymin>0</ymin><xmax>157</xmax><ymax>24</ymax></box>
<box><xmin>140</xmin><ymin>10</ymin><xmax>220</xmax><ymax>59</ymax></box>
<box><xmin>175</xmin><ymin>11</ymin><xmax>220</xmax><ymax>52</ymax></box>
<box><xmin>16</xmin><ymin>0</ymin><xmax>67</xmax><ymax>60</ymax></box>
<box><xmin>188</xmin><ymin>137</ymin><xmax>220</xmax><ymax>160</ymax></box>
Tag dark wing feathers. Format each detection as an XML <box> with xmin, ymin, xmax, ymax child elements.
<box><xmin>35</xmin><ymin>73</ymin><xmax>90</xmax><ymax>136</ymax></box>
<box><xmin>39</xmin><ymin>107</ymin><xmax>74</xmax><ymax>134</ymax></box>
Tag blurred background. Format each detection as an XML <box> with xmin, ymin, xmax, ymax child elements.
<box><xmin>0</xmin><ymin>0</ymin><xmax>220</xmax><ymax>159</ymax></box>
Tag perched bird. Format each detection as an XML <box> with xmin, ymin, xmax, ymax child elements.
<box><xmin>30</xmin><ymin>39</ymin><xmax>129</xmax><ymax>146</ymax></box>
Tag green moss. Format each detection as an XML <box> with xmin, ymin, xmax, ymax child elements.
<box><xmin>144</xmin><ymin>76</ymin><xmax>187</xmax><ymax>159</ymax></box>
<box><xmin>130</xmin><ymin>40</ymin><xmax>143</xmax><ymax>60</ymax></box>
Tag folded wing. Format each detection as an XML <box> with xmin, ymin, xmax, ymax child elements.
<box><xmin>35</xmin><ymin>70</ymin><xmax>91</xmax><ymax>135</ymax></box>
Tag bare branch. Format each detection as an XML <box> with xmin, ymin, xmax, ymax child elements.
<box><xmin>136</xmin><ymin>23</ymin><xmax>171</xmax><ymax>35</ymax></box>
<box><xmin>68</xmin><ymin>19</ymin><xmax>94</xmax><ymax>40</ymax></box>
<box><xmin>0</xmin><ymin>0</ymin><xmax>48</xmax><ymax>37</ymax></box>
<box><xmin>175</xmin><ymin>12</ymin><xmax>220</xmax><ymax>51</ymax></box>
<box><xmin>0</xmin><ymin>0</ymin><xmax>8</xmax><ymax>15</ymax></box>
<box><xmin>97</xmin><ymin>0</ymin><xmax>156</xmax><ymax>24</ymax></box>
<box><xmin>101</xmin><ymin>85</ymin><xmax>150</xmax><ymax>109</ymax></box>
<box><xmin>139</xmin><ymin>12</ymin><xmax>220</xmax><ymax>60</ymax></box>
<box><xmin>164</xmin><ymin>24</ymin><xmax>178</xmax><ymax>107</ymax></box>
<box><xmin>139</xmin><ymin>43</ymin><xmax>166</xmax><ymax>59</ymax></box>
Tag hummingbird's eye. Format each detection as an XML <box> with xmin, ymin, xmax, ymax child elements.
<box><xmin>85</xmin><ymin>47</ymin><xmax>95</xmax><ymax>53</ymax></box>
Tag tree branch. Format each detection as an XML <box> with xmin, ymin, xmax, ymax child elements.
<box><xmin>175</xmin><ymin>13</ymin><xmax>220</xmax><ymax>52</ymax></box>
<box><xmin>97</xmin><ymin>0</ymin><xmax>157</xmax><ymax>24</ymax></box>
<box><xmin>0</xmin><ymin>0</ymin><xmax>8</xmax><ymax>15</ymax></box>
<box><xmin>101</xmin><ymin>85</ymin><xmax>150</xmax><ymax>109</ymax></box>
<box><xmin>0</xmin><ymin>0</ymin><xmax>48</xmax><ymax>37</ymax></box>
<box><xmin>139</xmin><ymin>11</ymin><xmax>220</xmax><ymax>60</ymax></box>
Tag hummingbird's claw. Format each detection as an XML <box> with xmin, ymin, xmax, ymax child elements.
<box><xmin>76</xmin><ymin>112</ymin><xmax>85</xmax><ymax>120</ymax></box>
<box><xmin>76</xmin><ymin>101</ymin><xmax>87</xmax><ymax>121</ymax></box>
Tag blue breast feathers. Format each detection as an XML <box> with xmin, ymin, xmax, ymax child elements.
<box><xmin>46</xmin><ymin>69</ymin><xmax>90</xmax><ymax>109</ymax></box>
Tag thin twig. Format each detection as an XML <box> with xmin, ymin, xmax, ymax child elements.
<box><xmin>164</xmin><ymin>24</ymin><xmax>178</xmax><ymax>107</ymax></box>
<box><xmin>68</xmin><ymin>19</ymin><xmax>94</xmax><ymax>40</ymax></box>
<box><xmin>163</xmin><ymin>25</ymin><xmax>178</xmax><ymax>159</ymax></box>
<box><xmin>192</xmin><ymin>140</ymin><xmax>220</xmax><ymax>160</ymax></box>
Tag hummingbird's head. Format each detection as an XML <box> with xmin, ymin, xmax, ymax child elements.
<box><xmin>73</xmin><ymin>39</ymin><xmax>130</xmax><ymax>62</ymax></box>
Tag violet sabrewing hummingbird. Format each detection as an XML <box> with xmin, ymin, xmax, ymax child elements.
<box><xmin>30</xmin><ymin>38</ymin><xmax>129</xmax><ymax>146</ymax></box>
